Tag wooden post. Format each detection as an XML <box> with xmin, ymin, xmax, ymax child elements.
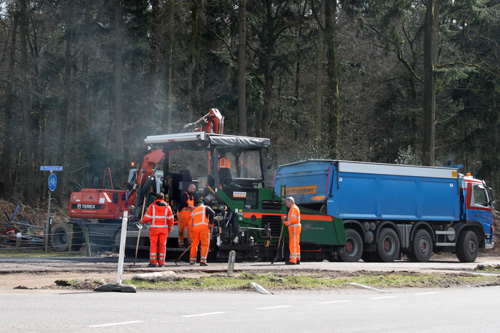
<box><xmin>84</xmin><ymin>227</ymin><xmax>91</xmax><ymax>257</ymax></box>
<box><xmin>68</xmin><ymin>223</ymin><xmax>73</xmax><ymax>252</ymax></box>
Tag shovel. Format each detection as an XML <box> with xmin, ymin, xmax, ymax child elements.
<box><xmin>175</xmin><ymin>243</ymin><xmax>193</xmax><ymax>265</ymax></box>
<box><xmin>271</xmin><ymin>223</ymin><xmax>285</xmax><ymax>264</ymax></box>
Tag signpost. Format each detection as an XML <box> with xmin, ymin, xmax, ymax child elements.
<box><xmin>41</xmin><ymin>166</ymin><xmax>63</xmax><ymax>251</ymax></box>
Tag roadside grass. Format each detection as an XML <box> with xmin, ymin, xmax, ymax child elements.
<box><xmin>119</xmin><ymin>271</ymin><xmax>500</xmax><ymax>291</ymax></box>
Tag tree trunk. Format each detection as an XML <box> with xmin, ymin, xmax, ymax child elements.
<box><xmin>113</xmin><ymin>0</ymin><xmax>124</xmax><ymax>162</ymax></box>
<box><xmin>315</xmin><ymin>1</ymin><xmax>325</xmax><ymax>144</ymax></box>
<box><xmin>19</xmin><ymin>0</ymin><xmax>35</xmax><ymax>202</ymax></box>
<box><xmin>188</xmin><ymin>0</ymin><xmax>203</xmax><ymax>121</ymax></box>
<box><xmin>260</xmin><ymin>0</ymin><xmax>274</xmax><ymax>137</ymax></box>
<box><xmin>146</xmin><ymin>0</ymin><xmax>160</xmax><ymax>125</ymax></box>
<box><xmin>237</xmin><ymin>0</ymin><xmax>247</xmax><ymax>136</ymax></box>
<box><xmin>324</xmin><ymin>0</ymin><xmax>339</xmax><ymax>159</ymax></box>
<box><xmin>162</xmin><ymin>0</ymin><xmax>175</xmax><ymax>133</ymax></box>
<box><xmin>422</xmin><ymin>0</ymin><xmax>440</xmax><ymax>166</ymax></box>
<box><xmin>0</xmin><ymin>9</ymin><xmax>19</xmax><ymax>198</ymax></box>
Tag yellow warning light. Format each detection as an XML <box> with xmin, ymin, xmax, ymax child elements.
<box><xmin>466</xmin><ymin>173</ymin><xmax>471</xmax><ymax>177</ymax></box>
<box><xmin>131</xmin><ymin>162</ymin><xmax>135</xmax><ymax>167</ymax></box>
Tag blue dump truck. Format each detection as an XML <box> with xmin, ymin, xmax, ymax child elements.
<box><xmin>273</xmin><ymin>160</ymin><xmax>495</xmax><ymax>263</ymax></box>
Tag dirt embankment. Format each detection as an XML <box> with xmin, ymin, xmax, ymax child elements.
<box><xmin>0</xmin><ymin>199</ymin><xmax>69</xmax><ymax>232</ymax></box>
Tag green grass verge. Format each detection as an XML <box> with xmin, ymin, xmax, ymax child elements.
<box><xmin>119</xmin><ymin>271</ymin><xmax>500</xmax><ymax>291</ymax></box>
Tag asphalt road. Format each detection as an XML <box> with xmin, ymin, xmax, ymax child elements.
<box><xmin>1</xmin><ymin>286</ymin><xmax>499</xmax><ymax>332</ymax></box>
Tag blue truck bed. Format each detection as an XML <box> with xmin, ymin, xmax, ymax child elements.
<box><xmin>273</xmin><ymin>160</ymin><xmax>461</xmax><ymax>222</ymax></box>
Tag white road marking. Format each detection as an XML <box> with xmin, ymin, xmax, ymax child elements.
<box><xmin>89</xmin><ymin>320</ymin><xmax>143</xmax><ymax>328</ymax></box>
<box><xmin>414</xmin><ymin>292</ymin><xmax>437</xmax><ymax>296</ymax></box>
<box><xmin>257</xmin><ymin>305</ymin><xmax>292</xmax><ymax>310</ymax></box>
<box><xmin>369</xmin><ymin>296</ymin><xmax>396</xmax><ymax>300</ymax></box>
<box><xmin>182</xmin><ymin>312</ymin><xmax>226</xmax><ymax>318</ymax></box>
<box><xmin>319</xmin><ymin>300</ymin><xmax>349</xmax><ymax>304</ymax></box>
<box><xmin>349</xmin><ymin>282</ymin><xmax>385</xmax><ymax>293</ymax></box>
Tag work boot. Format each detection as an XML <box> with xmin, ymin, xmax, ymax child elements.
<box><xmin>296</xmin><ymin>260</ymin><xmax>300</xmax><ymax>265</ymax></box>
<box><xmin>147</xmin><ymin>263</ymin><xmax>157</xmax><ymax>267</ymax></box>
<box><xmin>200</xmin><ymin>263</ymin><xmax>208</xmax><ymax>267</ymax></box>
<box><xmin>285</xmin><ymin>261</ymin><xmax>296</xmax><ymax>265</ymax></box>
<box><xmin>158</xmin><ymin>265</ymin><xmax>164</xmax><ymax>268</ymax></box>
<box><xmin>190</xmin><ymin>262</ymin><xmax>195</xmax><ymax>265</ymax></box>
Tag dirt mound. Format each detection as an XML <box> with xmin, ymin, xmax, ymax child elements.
<box><xmin>0</xmin><ymin>199</ymin><xmax>69</xmax><ymax>234</ymax></box>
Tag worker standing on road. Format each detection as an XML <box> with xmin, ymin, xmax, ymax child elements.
<box><xmin>283</xmin><ymin>196</ymin><xmax>301</xmax><ymax>265</ymax></box>
<box><xmin>141</xmin><ymin>193</ymin><xmax>174</xmax><ymax>267</ymax></box>
<box><xmin>178</xmin><ymin>184</ymin><xmax>197</xmax><ymax>248</ymax></box>
<box><xmin>190</xmin><ymin>199</ymin><xmax>215</xmax><ymax>266</ymax></box>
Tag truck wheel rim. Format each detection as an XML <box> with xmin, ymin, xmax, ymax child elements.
<box><xmin>345</xmin><ymin>239</ymin><xmax>355</xmax><ymax>254</ymax></box>
<box><xmin>468</xmin><ymin>238</ymin><xmax>476</xmax><ymax>254</ymax></box>
<box><xmin>383</xmin><ymin>237</ymin><xmax>395</xmax><ymax>254</ymax></box>
<box><xmin>419</xmin><ymin>238</ymin><xmax>429</xmax><ymax>254</ymax></box>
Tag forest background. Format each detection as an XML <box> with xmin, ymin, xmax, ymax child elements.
<box><xmin>0</xmin><ymin>0</ymin><xmax>499</xmax><ymax>209</ymax></box>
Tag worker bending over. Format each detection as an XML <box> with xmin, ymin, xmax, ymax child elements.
<box><xmin>283</xmin><ymin>196</ymin><xmax>301</xmax><ymax>265</ymax></box>
<box><xmin>178</xmin><ymin>184</ymin><xmax>197</xmax><ymax>248</ymax></box>
<box><xmin>189</xmin><ymin>199</ymin><xmax>215</xmax><ymax>266</ymax></box>
<box><xmin>141</xmin><ymin>193</ymin><xmax>174</xmax><ymax>267</ymax></box>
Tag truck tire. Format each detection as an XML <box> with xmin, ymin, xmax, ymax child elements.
<box><xmin>409</xmin><ymin>229</ymin><xmax>433</xmax><ymax>262</ymax></box>
<box><xmin>52</xmin><ymin>223</ymin><xmax>84</xmax><ymax>252</ymax></box>
<box><xmin>376</xmin><ymin>228</ymin><xmax>400</xmax><ymax>262</ymax></box>
<box><xmin>456</xmin><ymin>230</ymin><xmax>478</xmax><ymax>263</ymax></box>
<box><xmin>339</xmin><ymin>229</ymin><xmax>363</xmax><ymax>262</ymax></box>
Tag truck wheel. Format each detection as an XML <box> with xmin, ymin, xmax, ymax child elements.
<box><xmin>409</xmin><ymin>229</ymin><xmax>433</xmax><ymax>262</ymax></box>
<box><xmin>456</xmin><ymin>230</ymin><xmax>478</xmax><ymax>263</ymax></box>
<box><xmin>376</xmin><ymin>228</ymin><xmax>400</xmax><ymax>262</ymax></box>
<box><xmin>52</xmin><ymin>223</ymin><xmax>83</xmax><ymax>252</ymax></box>
<box><xmin>339</xmin><ymin>229</ymin><xmax>363</xmax><ymax>262</ymax></box>
<box><xmin>52</xmin><ymin>224</ymin><xmax>71</xmax><ymax>252</ymax></box>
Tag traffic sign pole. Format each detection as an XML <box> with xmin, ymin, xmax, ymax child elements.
<box><xmin>45</xmin><ymin>179</ymin><xmax>52</xmax><ymax>252</ymax></box>
<box><xmin>41</xmin><ymin>166</ymin><xmax>62</xmax><ymax>252</ymax></box>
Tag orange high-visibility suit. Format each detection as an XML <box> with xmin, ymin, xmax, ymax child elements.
<box><xmin>177</xmin><ymin>191</ymin><xmax>195</xmax><ymax>247</ymax></box>
<box><xmin>189</xmin><ymin>204</ymin><xmax>214</xmax><ymax>265</ymax></box>
<box><xmin>284</xmin><ymin>204</ymin><xmax>301</xmax><ymax>264</ymax></box>
<box><xmin>142</xmin><ymin>199</ymin><xmax>174</xmax><ymax>266</ymax></box>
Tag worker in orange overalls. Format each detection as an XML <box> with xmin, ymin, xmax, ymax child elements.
<box><xmin>189</xmin><ymin>199</ymin><xmax>215</xmax><ymax>266</ymax></box>
<box><xmin>141</xmin><ymin>192</ymin><xmax>174</xmax><ymax>267</ymax></box>
<box><xmin>283</xmin><ymin>196</ymin><xmax>301</xmax><ymax>265</ymax></box>
<box><xmin>177</xmin><ymin>184</ymin><xmax>197</xmax><ymax>248</ymax></box>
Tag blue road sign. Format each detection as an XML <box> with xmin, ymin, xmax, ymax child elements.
<box><xmin>40</xmin><ymin>166</ymin><xmax>63</xmax><ymax>171</ymax></box>
<box><xmin>48</xmin><ymin>173</ymin><xmax>57</xmax><ymax>191</ymax></box>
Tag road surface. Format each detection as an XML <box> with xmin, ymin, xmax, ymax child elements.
<box><xmin>1</xmin><ymin>286</ymin><xmax>499</xmax><ymax>332</ymax></box>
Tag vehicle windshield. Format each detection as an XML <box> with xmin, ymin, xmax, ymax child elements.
<box><xmin>473</xmin><ymin>184</ymin><xmax>489</xmax><ymax>207</ymax></box>
<box><xmin>233</xmin><ymin>150</ymin><xmax>262</xmax><ymax>179</ymax></box>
